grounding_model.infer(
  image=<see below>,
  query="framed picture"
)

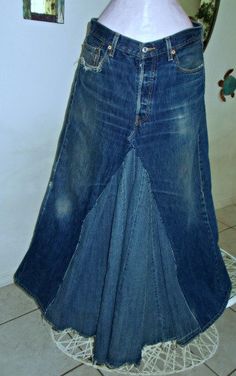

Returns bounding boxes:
[23,0,65,24]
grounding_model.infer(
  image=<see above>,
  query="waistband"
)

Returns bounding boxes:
[86,17,204,60]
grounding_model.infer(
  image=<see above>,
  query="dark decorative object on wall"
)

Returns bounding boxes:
[218,69,236,102]
[23,0,65,24]
[188,0,220,51]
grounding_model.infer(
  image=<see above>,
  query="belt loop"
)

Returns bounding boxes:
[85,20,92,37]
[108,32,120,57]
[165,36,174,61]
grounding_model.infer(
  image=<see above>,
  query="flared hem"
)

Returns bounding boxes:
[13,147,233,369]
[13,273,231,370]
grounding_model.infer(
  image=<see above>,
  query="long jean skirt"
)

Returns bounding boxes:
[14,17,232,369]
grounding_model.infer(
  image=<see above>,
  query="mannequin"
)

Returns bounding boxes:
[97,0,193,42]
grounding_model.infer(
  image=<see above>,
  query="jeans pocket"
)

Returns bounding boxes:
[172,38,204,74]
[79,34,109,72]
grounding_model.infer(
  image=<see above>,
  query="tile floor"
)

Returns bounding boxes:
[0,204,236,376]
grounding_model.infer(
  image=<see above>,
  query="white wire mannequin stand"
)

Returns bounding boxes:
[42,248,236,375]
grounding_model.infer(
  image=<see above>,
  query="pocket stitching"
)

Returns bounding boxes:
[173,41,204,74]
[175,53,204,74]
[80,41,108,72]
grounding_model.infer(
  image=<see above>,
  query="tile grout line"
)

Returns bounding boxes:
[97,369,105,376]
[227,368,236,376]
[218,223,236,231]
[60,362,222,376]
[60,364,83,376]
[0,307,39,326]
[204,362,222,376]
[59,361,108,376]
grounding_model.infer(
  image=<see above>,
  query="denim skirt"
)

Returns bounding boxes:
[14,17,232,368]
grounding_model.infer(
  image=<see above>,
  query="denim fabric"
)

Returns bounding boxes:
[14,17,232,369]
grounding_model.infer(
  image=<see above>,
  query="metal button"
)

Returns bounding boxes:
[142,47,148,53]
[108,45,112,50]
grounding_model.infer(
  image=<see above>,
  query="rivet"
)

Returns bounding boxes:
[142,47,148,53]
[171,48,176,55]
[108,45,112,50]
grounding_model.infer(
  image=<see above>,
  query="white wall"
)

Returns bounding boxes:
[204,0,236,208]
[179,0,201,17]
[0,1,235,287]
[0,1,108,286]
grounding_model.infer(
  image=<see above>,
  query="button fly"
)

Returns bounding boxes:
[142,46,156,53]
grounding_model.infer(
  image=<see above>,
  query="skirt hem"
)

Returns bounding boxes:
[13,274,232,369]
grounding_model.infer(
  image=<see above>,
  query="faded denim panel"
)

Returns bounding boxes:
[44,148,201,366]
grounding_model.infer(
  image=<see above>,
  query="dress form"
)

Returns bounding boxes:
[97,0,193,42]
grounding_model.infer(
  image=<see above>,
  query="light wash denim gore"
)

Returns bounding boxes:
[14,17,232,369]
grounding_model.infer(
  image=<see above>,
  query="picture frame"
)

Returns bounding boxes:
[23,0,65,24]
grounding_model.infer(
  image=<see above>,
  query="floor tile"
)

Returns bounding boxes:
[62,364,102,376]
[100,363,216,376]
[216,205,236,227]
[230,304,236,312]
[219,227,236,257]
[218,221,230,232]
[0,283,37,324]
[205,308,236,376]
[0,310,80,376]
[227,370,236,376]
